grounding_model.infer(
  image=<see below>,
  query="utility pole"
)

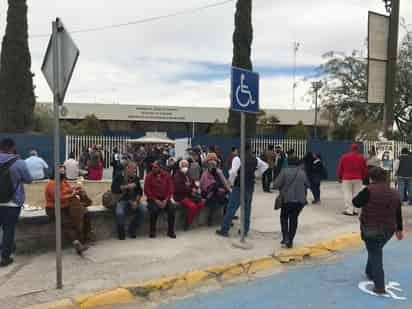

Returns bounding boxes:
[383,0,400,138]
[312,81,322,139]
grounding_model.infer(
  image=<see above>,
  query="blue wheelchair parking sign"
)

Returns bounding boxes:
[231,67,259,113]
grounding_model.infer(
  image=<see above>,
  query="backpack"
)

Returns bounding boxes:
[0,158,18,203]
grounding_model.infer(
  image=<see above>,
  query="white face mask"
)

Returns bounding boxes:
[181,167,189,174]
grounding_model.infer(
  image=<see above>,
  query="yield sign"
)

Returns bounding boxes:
[41,18,79,104]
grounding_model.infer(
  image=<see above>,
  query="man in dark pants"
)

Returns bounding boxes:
[216,143,268,237]
[0,138,33,267]
[111,161,145,240]
[394,148,412,205]
[261,145,275,193]
[353,167,404,294]
[144,162,176,239]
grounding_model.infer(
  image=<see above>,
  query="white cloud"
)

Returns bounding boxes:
[0,0,411,108]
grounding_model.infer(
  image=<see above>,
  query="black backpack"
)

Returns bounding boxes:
[0,158,18,203]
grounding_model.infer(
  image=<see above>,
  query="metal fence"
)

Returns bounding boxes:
[250,137,307,158]
[363,140,412,159]
[65,136,129,168]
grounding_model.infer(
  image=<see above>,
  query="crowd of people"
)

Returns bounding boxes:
[0,137,405,295]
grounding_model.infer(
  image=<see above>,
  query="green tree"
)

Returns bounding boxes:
[257,113,280,135]
[227,0,256,137]
[315,28,412,139]
[208,120,235,137]
[394,29,412,135]
[331,120,359,141]
[32,105,53,133]
[287,121,309,139]
[0,0,36,132]
[61,114,103,136]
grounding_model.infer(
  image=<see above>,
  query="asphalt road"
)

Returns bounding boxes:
[156,237,412,309]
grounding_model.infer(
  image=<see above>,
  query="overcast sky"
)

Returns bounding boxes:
[1,0,411,109]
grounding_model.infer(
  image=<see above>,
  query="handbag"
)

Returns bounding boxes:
[273,170,300,210]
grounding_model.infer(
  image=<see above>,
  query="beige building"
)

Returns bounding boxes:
[39,102,328,135]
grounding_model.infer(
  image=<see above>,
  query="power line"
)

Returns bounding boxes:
[30,0,234,38]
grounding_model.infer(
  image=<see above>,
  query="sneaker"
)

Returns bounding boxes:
[312,200,321,205]
[286,241,293,249]
[216,230,229,238]
[167,232,177,239]
[0,257,14,267]
[342,211,356,216]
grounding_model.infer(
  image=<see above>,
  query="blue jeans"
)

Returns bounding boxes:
[221,186,254,235]
[397,177,412,203]
[0,207,21,259]
[115,200,145,233]
[361,226,393,289]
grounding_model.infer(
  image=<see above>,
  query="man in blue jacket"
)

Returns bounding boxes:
[0,138,32,267]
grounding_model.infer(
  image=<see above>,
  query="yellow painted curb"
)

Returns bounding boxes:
[75,288,134,309]
[30,232,364,309]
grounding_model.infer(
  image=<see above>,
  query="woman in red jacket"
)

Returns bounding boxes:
[173,160,206,230]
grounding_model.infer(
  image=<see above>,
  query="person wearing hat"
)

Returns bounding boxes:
[144,162,176,238]
[337,143,368,216]
[200,159,231,226]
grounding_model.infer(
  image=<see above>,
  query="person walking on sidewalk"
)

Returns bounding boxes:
[0,138,33,267]
[261,145,275,193]
[337,143,368,216]
[352,167,404,295]
[111,161,145,240]
[173,160,206,231]
[144,162,176,239]
[273,156,310,248]
[394,148,412,206]
[216,143,268,238]
[311,153,326,204]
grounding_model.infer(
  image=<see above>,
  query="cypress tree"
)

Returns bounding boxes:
[228,0,256,137]
[0,0,36,132]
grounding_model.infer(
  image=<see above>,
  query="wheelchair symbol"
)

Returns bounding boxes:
[236,73,256,108]
[358,281,407,300]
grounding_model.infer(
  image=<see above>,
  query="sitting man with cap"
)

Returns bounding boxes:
[144,161,176,238]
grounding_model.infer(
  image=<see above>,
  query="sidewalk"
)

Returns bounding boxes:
[0,182,410,308]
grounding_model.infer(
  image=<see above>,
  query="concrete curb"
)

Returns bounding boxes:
[25,232,362,309]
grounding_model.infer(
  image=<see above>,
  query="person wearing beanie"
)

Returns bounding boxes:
[337,143,368,216]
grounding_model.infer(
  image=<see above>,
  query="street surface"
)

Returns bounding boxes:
[152,238,412,309]
[0,182,410,308]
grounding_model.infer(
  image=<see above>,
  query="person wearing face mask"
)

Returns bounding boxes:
[144,162,176,238]
[45,165,92,255]
[200,159,231,226]
[173,160,205,230]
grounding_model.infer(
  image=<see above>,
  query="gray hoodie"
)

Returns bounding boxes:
[0,153,33,207]
[273,165,310,205]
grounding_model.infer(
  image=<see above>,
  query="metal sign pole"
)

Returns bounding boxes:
[240,112,246,243]
[52,19,63,289]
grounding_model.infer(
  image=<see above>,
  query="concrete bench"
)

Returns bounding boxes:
[11,202,223,254]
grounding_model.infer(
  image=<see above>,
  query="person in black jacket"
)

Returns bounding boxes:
[311,153,325,204]
[111,161,145,240]
[353,167,404,295]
